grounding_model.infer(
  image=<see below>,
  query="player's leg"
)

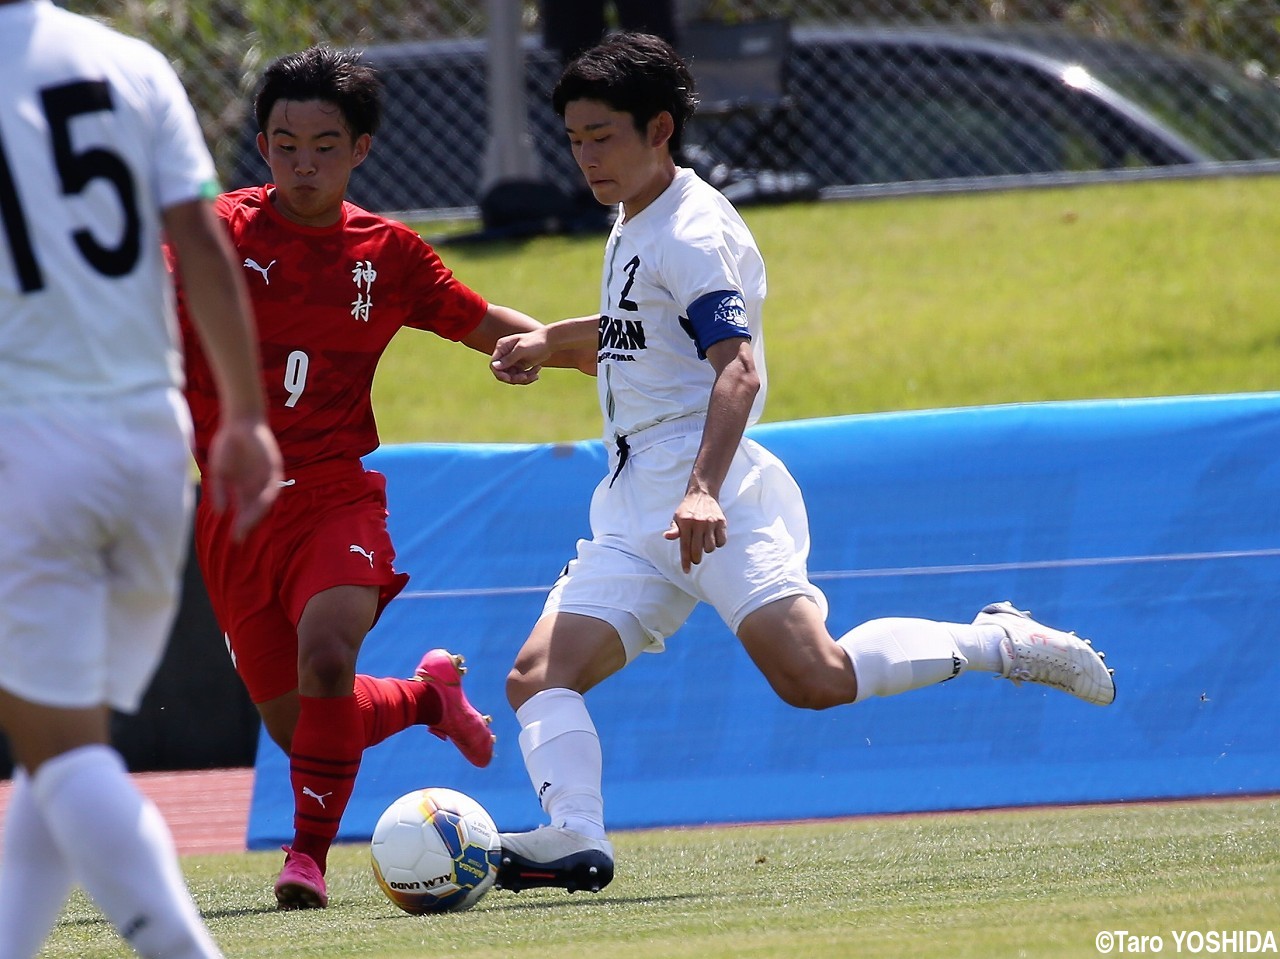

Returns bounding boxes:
[507,609,630,836]
[739,599,1114,706]
[0,604,223,959]
[737,597,1003,705]
[275,591,498,910]
[0,397,224,958]
[273,583,378,909]
[731,580,1113,709]
[192,481,298,759]
[0,768,73,959]
[498,438,722,893]
[496,610,629,893]
[0,701,221,959]
[242,570,490,904]
[255,693,299,754]
[283,471,493,763]
[254,653,494,763]
[735,595,857,707]
[268,640,495,909]
[264,467,474,906]
[354,649,494,766]
[497,519,699,894]
[683,437,865,705]
[257,656,495,765]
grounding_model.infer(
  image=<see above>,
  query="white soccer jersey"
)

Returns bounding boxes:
[0,0,218,404]
[595,167,769,440]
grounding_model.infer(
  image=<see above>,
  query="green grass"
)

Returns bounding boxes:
[372,175,1280,445]
[46,797,1280,958]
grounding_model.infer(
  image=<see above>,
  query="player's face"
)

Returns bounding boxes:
[257,99,370,227]
[564,99,676,219]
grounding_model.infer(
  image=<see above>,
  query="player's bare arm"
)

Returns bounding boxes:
[468,306,597,385]
[491,314,601,384]
[463,305,544,385]
[163,198,282,539]
[665,336,760,573]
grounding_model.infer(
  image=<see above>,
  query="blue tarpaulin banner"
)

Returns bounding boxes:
[247,394,1280,849]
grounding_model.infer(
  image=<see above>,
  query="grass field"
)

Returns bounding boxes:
[46,797,1280,958]
[372,175,1280,444]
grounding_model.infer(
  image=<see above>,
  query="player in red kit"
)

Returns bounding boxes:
[176,46,593,910]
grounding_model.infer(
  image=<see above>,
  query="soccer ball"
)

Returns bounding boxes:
[370,787,501,914]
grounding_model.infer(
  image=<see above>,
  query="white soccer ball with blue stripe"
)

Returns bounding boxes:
[370,787,500,914]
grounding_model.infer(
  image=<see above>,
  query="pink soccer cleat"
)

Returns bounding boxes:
[414,649,495,767]
[274,845,328,910]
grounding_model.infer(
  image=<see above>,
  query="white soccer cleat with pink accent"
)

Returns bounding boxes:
[974,601,1116,706]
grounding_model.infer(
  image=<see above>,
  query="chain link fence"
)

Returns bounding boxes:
[70,1,1280,215]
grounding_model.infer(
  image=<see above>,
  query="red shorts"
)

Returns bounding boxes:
[195,459,409,704]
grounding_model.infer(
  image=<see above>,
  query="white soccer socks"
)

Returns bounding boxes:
[838,617,1005,702]
[0,769,73,959]
[516,688,608,840]
[28,745,223,959]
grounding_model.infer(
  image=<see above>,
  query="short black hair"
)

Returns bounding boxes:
[254,46,382,139]
[552,32,697,151]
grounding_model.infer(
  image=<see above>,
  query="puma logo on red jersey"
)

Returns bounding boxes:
[243,257,276,283]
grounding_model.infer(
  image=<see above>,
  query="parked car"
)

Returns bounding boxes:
[779,24,1280,187]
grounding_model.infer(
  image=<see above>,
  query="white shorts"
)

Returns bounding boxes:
[543,418,827,662]
[0,390,194,712]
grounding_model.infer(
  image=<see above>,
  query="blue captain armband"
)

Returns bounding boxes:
[682,290,751,360]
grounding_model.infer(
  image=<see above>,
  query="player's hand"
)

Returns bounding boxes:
[664,490,728,573]
[204,418,282,541]
[490,332,549,385]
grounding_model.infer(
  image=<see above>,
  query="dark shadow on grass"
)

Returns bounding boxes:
[53,916,111,931]
[58,911,283,930]
[199,905,288,920]
[481,891,705,912]
[357,891,705,921]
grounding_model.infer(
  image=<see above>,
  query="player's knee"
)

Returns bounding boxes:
[772,678,843,710]
[766,664,855,711]
[505,642,557,711]
[505,665,540,711]
[298,638,358,692]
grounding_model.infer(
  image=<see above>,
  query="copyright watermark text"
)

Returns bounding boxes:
[1096,930,1277,954]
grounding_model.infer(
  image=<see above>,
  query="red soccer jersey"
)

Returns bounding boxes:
[179,186,487,473]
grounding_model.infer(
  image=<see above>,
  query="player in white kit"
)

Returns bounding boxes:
[488,32,1115,894]
[0,2,281,957]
